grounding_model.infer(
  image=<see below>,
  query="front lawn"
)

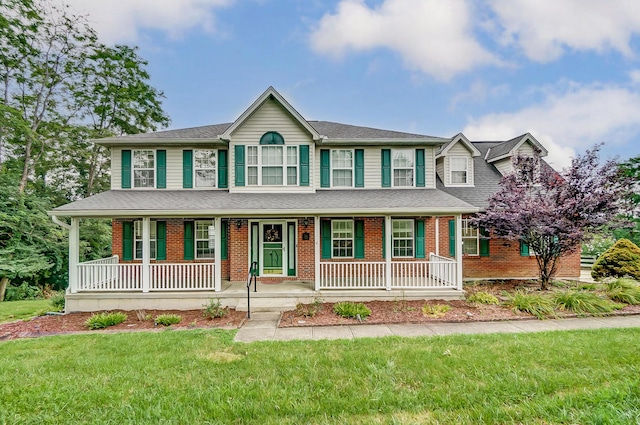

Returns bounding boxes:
[1,328,639,424]
[0,299,50,324]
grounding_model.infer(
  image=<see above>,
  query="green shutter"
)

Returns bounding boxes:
[381,149,391,187]
[416,149,425,187]
[184,221,194,260]
[320,149,330,188]
[299,145,309,186]
[382,219,386,259]
[183,150,193,189]
[122,222,133,261]
[355,149,364,188]
[480,227,490,257]
[520,241,530,256]
[218,150,228,188]
[415,219,425,258]
[121,150,131,189]
[156,221,166,260]
[449,219,456,257]
[221,220,228,260]
[235,145,245,186]
[355,220,365,259]
[321,220,331,259]
[157,150,166,189]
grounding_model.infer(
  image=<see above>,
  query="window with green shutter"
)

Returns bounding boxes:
[183,150,193,188]
[218,150,228,188]
[415,219,425,258]
[355,149,364,188]
[520,241,530,256]
[415,149,425,187]
[122,221,133,260]
[184,221,194,260]
[299,145,309,186]
[321,220,332,259]
[449,219,456,257]
[480,227,490,257]
[121,150,131,189]
[381,149,391,187]
[157,150,166,189]
[156,221,167,260]
[235,145,245,186]
[221,220,228,260]
[354,220,365,259]
[320,149,330,188]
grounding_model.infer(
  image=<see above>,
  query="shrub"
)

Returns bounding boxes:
[422,304,450,317]
[296,298,323,317]
[5,283,42,301]
[85,312,128,330]
[49,292,65,312]
[154,314,182,326]
[606,278,640,305]
[333,302,371,320]
[203,298,227,319]
[466,291,500,305]
[592,238,640,281]
[505,291,555,319]
[554,291,620,316]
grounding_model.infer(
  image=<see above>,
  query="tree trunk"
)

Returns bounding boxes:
[0,276,9,302]
[18,139,32,194]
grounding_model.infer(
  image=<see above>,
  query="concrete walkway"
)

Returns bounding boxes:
[234,313,640,343]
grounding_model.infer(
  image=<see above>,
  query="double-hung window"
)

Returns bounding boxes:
[392,219,414,257]
[195,220,215,259]
[331,149,353,187]
[393,149,414,187]
[450,156,468,185]
[194,150,216,187]
[134,220,157,260]
[133,150,155,188]
[247,146,298,186]
[462,219,479,255]
[332,220,353,258]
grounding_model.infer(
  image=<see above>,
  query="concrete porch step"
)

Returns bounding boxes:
[235,297,298,312]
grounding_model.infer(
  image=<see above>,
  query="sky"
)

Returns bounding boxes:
[59,0,640,170]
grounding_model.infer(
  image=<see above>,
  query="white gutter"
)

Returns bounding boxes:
[51,215,71,230]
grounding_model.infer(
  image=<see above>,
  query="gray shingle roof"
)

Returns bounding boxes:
[309,121,446,140]
[485,135,525,161]
[51,189,477,216]
[117,123,232,140]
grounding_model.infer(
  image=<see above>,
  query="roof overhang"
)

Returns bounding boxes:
[436,133,481,158]
[96,138,227,147]
[317,138,449,146]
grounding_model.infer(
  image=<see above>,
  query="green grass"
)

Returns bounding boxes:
[0,299,50,323]
[1,329,640,424]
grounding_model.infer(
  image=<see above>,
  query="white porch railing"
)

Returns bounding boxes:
[319,262,386,289]
[150,263,215,291]
[76,257,215,292]
[319,255,458,290]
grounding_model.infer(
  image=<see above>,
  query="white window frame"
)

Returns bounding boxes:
[195,220,215,259]
[450,156,469,185]
[246,145,298,186]
[331,220,354,258]
[133,150,155,188]
[462,218,479,256]
[392,149,414,187]
[331,149,354,188]
[134,220,157,260]
[194,149,217,188]
[392,219,414,258]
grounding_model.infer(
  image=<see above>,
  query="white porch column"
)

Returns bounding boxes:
[214,216,222,292]
[385,215,392,290]
[435,217,440,256]
[142,217,150,293]
[455,214,463,290]
[68,217,79,294]
[314,216,320,291]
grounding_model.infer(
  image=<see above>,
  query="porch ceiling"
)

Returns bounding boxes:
[49,189,478,217]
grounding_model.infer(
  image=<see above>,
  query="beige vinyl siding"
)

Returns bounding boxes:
[494,158,513,175]
[425,146,436,188]
[111,147,121,189]
[436,157,444,185]
[516,142,535,156]
[230,98,315,193]
[364,147,380,188]
[166,148,182,189]
[443,141,474,186]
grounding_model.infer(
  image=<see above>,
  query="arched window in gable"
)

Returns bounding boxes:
[259,131,285,145]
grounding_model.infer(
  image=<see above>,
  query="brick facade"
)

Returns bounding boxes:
[112,215,581,282]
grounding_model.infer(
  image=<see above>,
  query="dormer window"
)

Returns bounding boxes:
[450,156,469,185]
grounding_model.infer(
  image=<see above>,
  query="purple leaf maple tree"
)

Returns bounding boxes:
[474,144,631,290]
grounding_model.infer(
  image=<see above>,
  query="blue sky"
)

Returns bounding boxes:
[63,0,640,170]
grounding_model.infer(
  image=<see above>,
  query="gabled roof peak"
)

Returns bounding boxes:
[484,133,548,162]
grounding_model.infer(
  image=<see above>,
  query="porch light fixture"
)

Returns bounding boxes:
[302,218,309,228]
[236,219,242,229]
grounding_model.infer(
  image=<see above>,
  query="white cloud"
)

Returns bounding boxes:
[309,0,500,81]
[490,0,640,62]
[463,84,640,169]
[59,0,233,44]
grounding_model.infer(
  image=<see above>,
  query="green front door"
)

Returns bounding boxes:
[262,224,283,275]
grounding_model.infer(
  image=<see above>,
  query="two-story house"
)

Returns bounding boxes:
[50,87,580,312]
